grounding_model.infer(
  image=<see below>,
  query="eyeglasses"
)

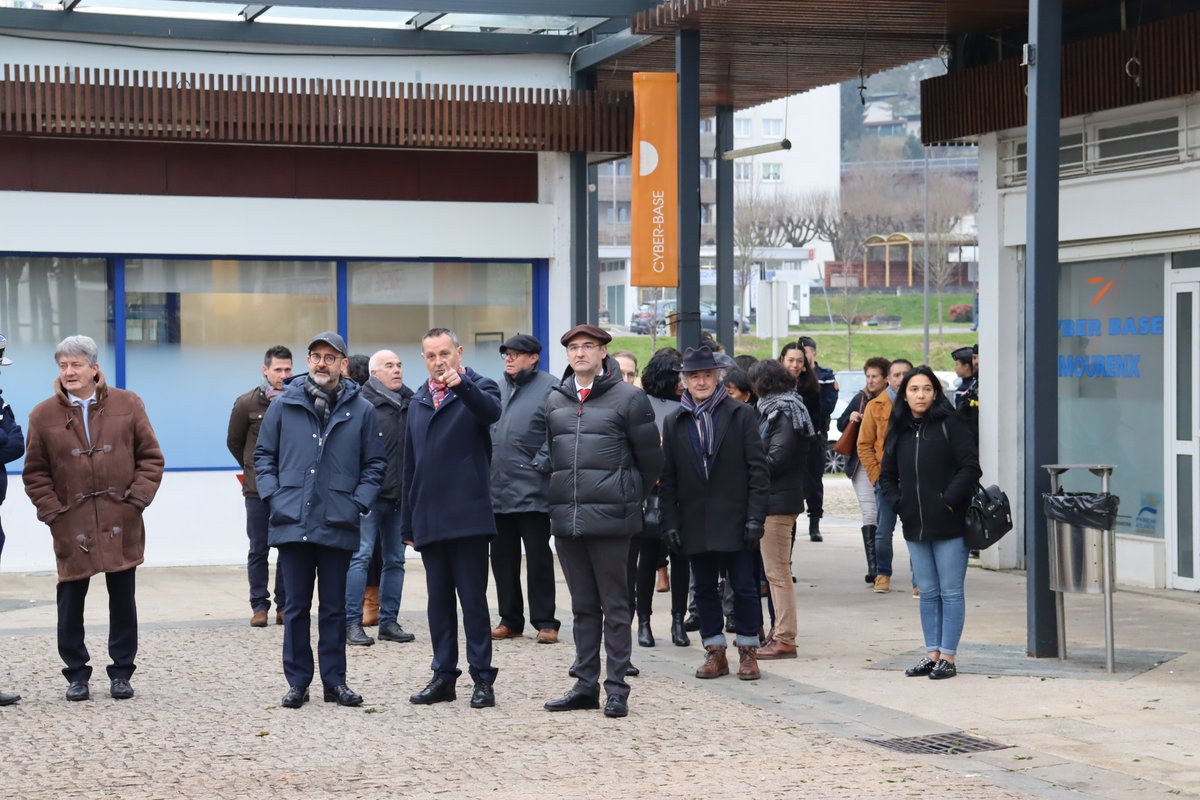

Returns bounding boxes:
[566,342,599,354]
[308,352,342,365]
[501,351,530,360]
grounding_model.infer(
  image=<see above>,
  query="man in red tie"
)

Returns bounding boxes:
[543,324,663,719]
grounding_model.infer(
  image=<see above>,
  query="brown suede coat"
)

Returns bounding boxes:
[23,373,164,582]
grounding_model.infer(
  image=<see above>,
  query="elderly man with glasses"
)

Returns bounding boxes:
[254,331,386,709]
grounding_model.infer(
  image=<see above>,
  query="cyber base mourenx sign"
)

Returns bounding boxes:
[630,72,678,288]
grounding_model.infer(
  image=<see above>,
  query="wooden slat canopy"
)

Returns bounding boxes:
[0,65,633,154]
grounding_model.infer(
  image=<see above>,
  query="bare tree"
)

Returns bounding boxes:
[917,174,975,346]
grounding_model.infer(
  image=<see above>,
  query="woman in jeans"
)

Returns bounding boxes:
[836,357,890,585]
[880,366,980,680]
[747,359,814,660]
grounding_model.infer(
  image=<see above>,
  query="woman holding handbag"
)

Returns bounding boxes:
[879,366,981,680]
[836,357,890,585]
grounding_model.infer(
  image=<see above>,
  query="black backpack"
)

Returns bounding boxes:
[964,483,1013,550]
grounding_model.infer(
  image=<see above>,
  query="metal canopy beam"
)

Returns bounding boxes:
[63,0,84,10]
[159,0,661,16]
[409,12,445,30]
[241,5,271,22]
[571,28,657,72]
[0,7,580,54]
[675,28,701,350]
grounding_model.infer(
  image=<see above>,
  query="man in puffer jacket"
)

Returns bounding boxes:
[542,324,662,720]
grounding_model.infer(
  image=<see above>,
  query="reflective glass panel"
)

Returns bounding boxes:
[1179,291,1193,442]
[1178,455,1194,580]
[124,259,336,469]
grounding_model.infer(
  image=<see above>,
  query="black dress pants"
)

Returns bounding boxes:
[557,535,632,701]
[244,497,285,613]
[278,542,352,690]
[802,436,826,519]
[423,535,496,685]
[631,539,689,620]
[57,567,138,684]
[491,512,559,633]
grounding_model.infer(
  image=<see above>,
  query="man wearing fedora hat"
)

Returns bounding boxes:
[544,324,662,719]
[254,331,386,709]
[659,345,770,681]
[489,333,561,645]
[0,334,22,706]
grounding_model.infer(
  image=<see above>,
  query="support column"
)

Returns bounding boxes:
[1025,0,1062,657]
[570,70,596,326]
[675,28,701,350]
[587,163,600,326]
[715,104,734,350]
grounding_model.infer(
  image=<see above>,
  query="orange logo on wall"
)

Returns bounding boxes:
[630,72,678,288]
[1088,275,1115,306]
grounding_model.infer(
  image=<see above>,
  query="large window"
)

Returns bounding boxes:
[1057,255,1164,536]
[0,256,112,470]
[348,261,534,386]
[124,259,337,470]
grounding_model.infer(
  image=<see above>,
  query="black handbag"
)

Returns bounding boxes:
[964,483,1013,550]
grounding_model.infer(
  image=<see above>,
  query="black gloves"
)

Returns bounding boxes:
[743,520,764,546]
[664,528,682,553]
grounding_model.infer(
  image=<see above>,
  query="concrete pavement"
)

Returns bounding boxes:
[0,479,1196,799]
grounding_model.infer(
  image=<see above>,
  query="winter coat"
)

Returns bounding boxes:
[23,373,164,582]
[401,368,502,549]
[226,385,271,498]
[857,390,893,485]
[758,402,807,517]
[545,358,663,538]
[815,362,838,428]
[490,368,556,514]
[360,380,413,504]
[879,401,981,542]
[836,389,873,477]
[660,396,769,555]
[253,377,386,552]
[0,389,24,505]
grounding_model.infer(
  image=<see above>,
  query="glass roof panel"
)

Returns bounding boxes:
[430,13,589,33]
[73,0,245,21]
[0,1,57,8]
[257,6,414,29]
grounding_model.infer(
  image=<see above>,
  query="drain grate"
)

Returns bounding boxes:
[866,731,1010,756]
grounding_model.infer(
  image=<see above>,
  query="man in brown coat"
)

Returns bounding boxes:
[23,335,164,702]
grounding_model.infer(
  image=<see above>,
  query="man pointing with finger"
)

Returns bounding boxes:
[403,328,502,710]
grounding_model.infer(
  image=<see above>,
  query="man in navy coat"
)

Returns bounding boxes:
[402,327,502,710]
[255,332,386,709]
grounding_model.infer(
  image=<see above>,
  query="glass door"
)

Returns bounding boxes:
[1167,276,1200,589]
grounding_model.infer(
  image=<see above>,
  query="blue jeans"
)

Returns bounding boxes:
[874,484,898,577]
[344,500,406,625]
[906,537,969,656]
[689,549,762,649]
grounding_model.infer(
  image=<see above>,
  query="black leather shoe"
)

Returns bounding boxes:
[904,657,937,677]
[110,678,134,700]
[637,620,655,648]
[568,664,578,678]
[281,685,309,708]
[670,613,690,647]
[603,695,629,718]
[409,676,456,705]
[0,691,20,706]
[929,659,958,680]
[469,682,495,709]
[346,623,375,647]
[683,613,700,632]
[323,684,363,706]
[377,620,416,643]
[544,688,599,712]
[65,681,90,702]
[625,664,640,677]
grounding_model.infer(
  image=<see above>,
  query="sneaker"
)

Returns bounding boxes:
[378,620,416,643]
[873,575,890,593]
[929,659,957,680]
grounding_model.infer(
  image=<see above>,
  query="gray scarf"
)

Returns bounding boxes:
[756,390,815,439]
[304,375,342,428]
[368,376,406,410]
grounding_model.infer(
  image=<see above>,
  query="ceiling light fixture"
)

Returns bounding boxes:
[720,139,791,160]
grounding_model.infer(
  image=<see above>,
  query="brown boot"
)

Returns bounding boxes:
[756,639,797,660]
[362,586,380,627]
[737,646,761,680]
[656,566,670,593]
[250,610,268,628]
[695,645,729,679]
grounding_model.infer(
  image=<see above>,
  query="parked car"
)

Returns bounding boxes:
[825,370,866,474]
[629,299,749,336]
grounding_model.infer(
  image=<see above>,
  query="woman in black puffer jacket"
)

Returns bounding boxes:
[880,366,980,681]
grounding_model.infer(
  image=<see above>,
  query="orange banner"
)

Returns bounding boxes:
[630,72,678,288]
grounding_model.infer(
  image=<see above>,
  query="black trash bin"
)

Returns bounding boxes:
[1042,491,1120,594]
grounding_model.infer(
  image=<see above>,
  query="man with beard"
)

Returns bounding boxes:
[254,332,385,709]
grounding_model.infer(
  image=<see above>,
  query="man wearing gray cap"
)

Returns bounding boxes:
[254,331,386,709]
[489,333,561,645]
[0,335,23,706]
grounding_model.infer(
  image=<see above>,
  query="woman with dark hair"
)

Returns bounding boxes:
[747,359,813,659]
[722,367,754,405]
[779,342,823,542]
[880,366,981,680]
[837,356,891,585]
[630,349,691,647]
[733,354,758,373]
